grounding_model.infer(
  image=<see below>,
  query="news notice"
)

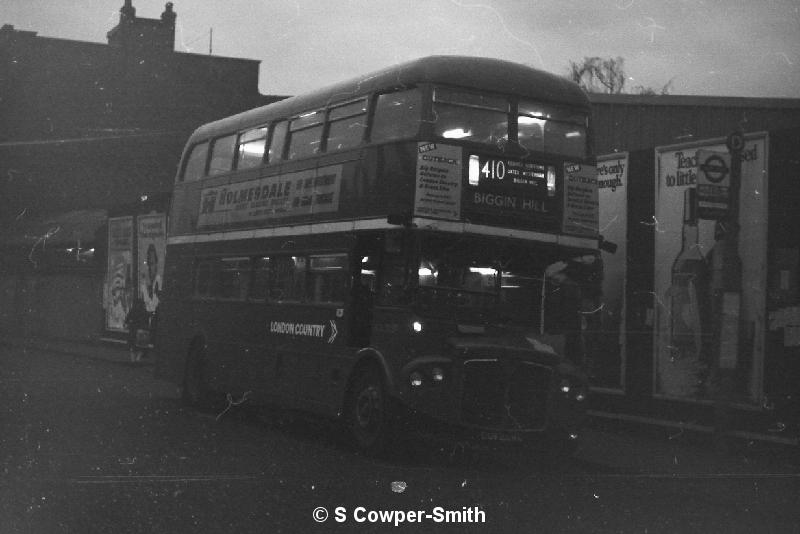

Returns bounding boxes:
[414,143,462,220]
[562,162,598,236]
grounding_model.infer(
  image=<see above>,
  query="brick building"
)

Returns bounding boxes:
[0,2,281,341]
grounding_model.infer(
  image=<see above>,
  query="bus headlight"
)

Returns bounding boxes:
[403,359,451,390]
[410,371,424,387]
[560,379,571,394]
[431,367,444,382]
[560,378,587,401]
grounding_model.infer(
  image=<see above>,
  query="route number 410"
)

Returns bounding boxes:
[481,159,506,180]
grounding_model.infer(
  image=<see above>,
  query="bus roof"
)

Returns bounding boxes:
[188,55,589,143]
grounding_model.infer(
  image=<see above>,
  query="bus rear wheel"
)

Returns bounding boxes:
[181,341,212,409]
[347,365,392,454]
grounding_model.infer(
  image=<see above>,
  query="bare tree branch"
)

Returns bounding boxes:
[568,56,670,95]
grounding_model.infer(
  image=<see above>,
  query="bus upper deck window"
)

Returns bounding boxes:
[432,87,508,146]
[518,101,588,158]
[237,127,268,169]
[326,99,367,152]
[371,88,422,142]
[208,134,237,176]
[182,141,209,181]
[288,111,324,160]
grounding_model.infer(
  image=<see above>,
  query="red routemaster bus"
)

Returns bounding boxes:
[155,56,601,453]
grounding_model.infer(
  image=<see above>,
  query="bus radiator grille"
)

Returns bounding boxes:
[461,359,551,430]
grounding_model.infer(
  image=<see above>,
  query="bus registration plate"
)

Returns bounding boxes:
[480,431,522,443]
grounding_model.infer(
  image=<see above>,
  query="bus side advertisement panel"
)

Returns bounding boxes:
[196,165,343,229]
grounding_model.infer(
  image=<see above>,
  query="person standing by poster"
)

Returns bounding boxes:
[140,244,162,344]
[125,297,149,362]
[141,244,161,311]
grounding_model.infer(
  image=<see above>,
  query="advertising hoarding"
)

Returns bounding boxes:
[653,134,767,403]
[595,153,628,391]
[137,214,166,314]
[105,216,134,332]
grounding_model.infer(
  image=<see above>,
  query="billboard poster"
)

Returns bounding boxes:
[594,153,628,391]
[105,216,133,332]
[197,165,342,228]
[654,134,767,403]
[414,143,462,220]
[137,214,166,314]
[563,162,599,236]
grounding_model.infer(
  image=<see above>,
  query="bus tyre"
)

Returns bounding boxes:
[181,342,212,410]
[347,365,392,455]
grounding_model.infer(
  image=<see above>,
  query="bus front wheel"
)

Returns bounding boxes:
[346,365,392,454]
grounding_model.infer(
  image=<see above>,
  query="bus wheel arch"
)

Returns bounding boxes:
[343,352,395,454]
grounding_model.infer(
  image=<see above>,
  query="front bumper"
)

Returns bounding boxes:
[394,356,588,448]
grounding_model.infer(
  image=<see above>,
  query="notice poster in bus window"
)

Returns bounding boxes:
[105,216,133,332]
[653,134,767,403]
[137,213,166,314]
[414,143,462,220]
[563,162,599,236]
[197,165,342,228]
[595,153,628,391]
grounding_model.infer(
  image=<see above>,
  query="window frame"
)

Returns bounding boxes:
[431,86,511,146]
[189,252,352,305]
[369,86,423,143]
[235,126,269,170]
[287,110,325,161]
[207,133,238,176]
[218,256,252,301]
[269,254,308,303]
[268,120,289,163]
[180,141,210,182]
[323,98,368,153]
[429,84,590,158]
[306,253,349,305]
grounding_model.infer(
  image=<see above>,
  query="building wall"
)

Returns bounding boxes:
[0,17,265,144]
[0,5,274,226]
[0,3,278,343]
[590,94,800,154]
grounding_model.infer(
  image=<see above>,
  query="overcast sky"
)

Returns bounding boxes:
[5,0,800,98]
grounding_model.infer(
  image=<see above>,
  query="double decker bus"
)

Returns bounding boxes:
[155,56,601,453]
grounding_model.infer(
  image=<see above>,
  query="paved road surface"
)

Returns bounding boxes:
[2,344,799,533]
